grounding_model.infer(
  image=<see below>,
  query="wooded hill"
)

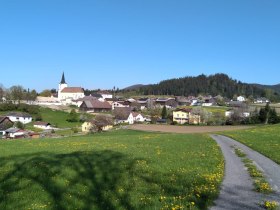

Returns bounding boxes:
[122,73,280,101]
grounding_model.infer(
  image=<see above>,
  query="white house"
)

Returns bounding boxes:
[132,112,145,122]
[6,112,32,124]
[114,107,134,124]
[5,128,27,138]
[97,91,113,99]
[112,101,130,110]
[115,112,134,124]
[34,122,52,130]
[237,96,246,102]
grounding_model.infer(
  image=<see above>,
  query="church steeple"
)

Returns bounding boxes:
[60,72,66,84]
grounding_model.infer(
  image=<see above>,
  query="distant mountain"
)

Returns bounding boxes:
[121,73,280,101]
[123,84,147,91]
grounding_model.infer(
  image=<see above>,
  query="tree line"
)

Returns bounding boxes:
[0,85,37,102]
[126,73,280,101]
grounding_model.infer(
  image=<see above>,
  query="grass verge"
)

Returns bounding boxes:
[222,124,280,164]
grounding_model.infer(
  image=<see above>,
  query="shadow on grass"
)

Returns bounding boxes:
[0,150,217,210]
[0,151,141,210]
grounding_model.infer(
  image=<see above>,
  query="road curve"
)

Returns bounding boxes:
[210,135,280,210]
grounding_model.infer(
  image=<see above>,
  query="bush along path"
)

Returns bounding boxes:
[210,135,280,210]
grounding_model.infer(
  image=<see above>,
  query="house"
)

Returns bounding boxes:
[237,96,246,102]
[33,121,52,130]
[132,112,145,122]
[114,107,134,124]
[112,101,130,110]
[79,99,112,113]
[72,95,98,107]
[173,108,201,125]
[0,116,14,136]
[155,98,178,108]
[202,98,216,107]
[5,127,27,139]
[82,121,113,133]
[97,91,113,99]
[58,72,85,102]
[176,96,191,106]
[137,98,154,110]
[225,109,250,118]
[6,112,32,124]
[254,97,270,104]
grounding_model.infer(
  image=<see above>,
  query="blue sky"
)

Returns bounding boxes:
[0,0,279,92]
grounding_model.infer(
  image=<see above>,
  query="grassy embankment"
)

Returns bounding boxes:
[0,130,223,210]
[222,124,280,164]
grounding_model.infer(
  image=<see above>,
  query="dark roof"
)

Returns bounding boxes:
[61,87,84,93]
[0,116,13,130]
[114,107,132,120]
[175,108,192,113]
[60,72,66,84]
[91,93,102,98]
[5,128,24,133]
[83,99,112,109]
[6,112,32,118]
[0,116,10,123]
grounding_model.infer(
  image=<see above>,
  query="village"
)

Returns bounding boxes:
[0,72,277,140]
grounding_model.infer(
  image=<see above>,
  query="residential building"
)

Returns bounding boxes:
[6,112,32,124]
[34,122,52,130]
[97,91,113,99]
[132,112,145,122]
[114,107,134,124]
[5,128,27,139]
[82,121,113,133]
[237,96,246,102]
[173,108,201,125]
[79,99,112,113]
[0,116,13,136]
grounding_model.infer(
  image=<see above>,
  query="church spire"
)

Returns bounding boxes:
[60,72,66,84]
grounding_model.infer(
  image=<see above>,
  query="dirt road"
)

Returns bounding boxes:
[129,124,253,134]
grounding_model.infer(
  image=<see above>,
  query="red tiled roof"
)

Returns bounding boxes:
[61,87,84,93]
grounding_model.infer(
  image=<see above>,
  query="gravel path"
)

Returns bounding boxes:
[210,135,280,210]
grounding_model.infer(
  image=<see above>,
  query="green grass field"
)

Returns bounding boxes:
[40,108,82,128]
[0,130,223,210]
[222,124,280,164]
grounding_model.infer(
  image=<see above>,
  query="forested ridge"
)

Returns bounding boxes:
[124,73,280,101]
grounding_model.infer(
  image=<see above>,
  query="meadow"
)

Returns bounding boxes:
[222,124,280,164]
[0,130,223,210]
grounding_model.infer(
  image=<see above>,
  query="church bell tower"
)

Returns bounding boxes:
[58,72,68,100]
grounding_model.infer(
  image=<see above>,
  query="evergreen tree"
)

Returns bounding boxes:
[161,106,167,119]
[268,108,280,124]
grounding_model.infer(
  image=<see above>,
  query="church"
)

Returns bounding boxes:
[58,72,85,102]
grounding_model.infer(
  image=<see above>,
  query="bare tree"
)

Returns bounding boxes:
[9,85,24,103]
[92,115,113,132]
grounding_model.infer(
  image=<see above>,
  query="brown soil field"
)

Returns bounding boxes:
[129,124,254,134]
